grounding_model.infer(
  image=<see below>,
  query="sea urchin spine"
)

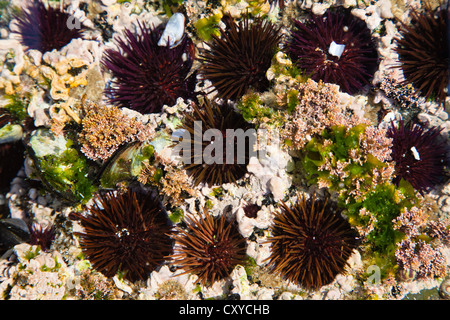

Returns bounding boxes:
[395,2,449,106]
[387,120,448,194]
[175,98,255,187]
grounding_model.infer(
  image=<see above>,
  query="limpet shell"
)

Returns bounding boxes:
[439,278,450,300]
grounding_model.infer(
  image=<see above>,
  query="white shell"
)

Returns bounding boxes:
[328,41,346,59]
[411,146,420,161]
[158,13,186,48]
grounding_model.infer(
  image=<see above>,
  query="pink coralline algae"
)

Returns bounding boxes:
[78,101,154,161]
[284,79,365,150]
[394,206,449,279]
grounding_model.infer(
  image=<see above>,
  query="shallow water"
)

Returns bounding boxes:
[0,0,449,301]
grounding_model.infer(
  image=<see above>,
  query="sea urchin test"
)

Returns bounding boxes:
[158,12,186,48]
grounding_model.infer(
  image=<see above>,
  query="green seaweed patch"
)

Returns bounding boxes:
[243,256,258,277]
[23,246,41,261]
[169,208,184,224]
[210,186,224,199]
[195,12,222,41]
[302,124,382,197]
[29,129,97,204]
[205,199,214,210]
[162,0,183,17]
[39,145,96,204]
[286,90,299,113]
[3,94,28,122]
[344,183,419,279]
[40,256,62,272]
[268,52,309,84]
[0,0,9,9]
[299,124,423,280]
[237,92,283,126]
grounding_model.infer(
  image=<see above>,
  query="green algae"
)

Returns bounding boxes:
[301,124,381,196]
[169,207,184,224]
[195,12,222,41]
[29,129,96,204]
[299,124,423,280]
[38,146,96,204]
[3,95,28,122]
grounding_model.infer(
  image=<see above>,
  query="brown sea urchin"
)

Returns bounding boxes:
[14,0,84,53]
[199,15,282,101]
[266,194,359,291]
[72,190,173,282]
[171,210,247,286]
[285,8,378,95]
[175,98,255,186]
[395,2,448,106]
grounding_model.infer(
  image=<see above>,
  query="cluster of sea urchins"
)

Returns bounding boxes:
[16,0,450,293]
[266,194,359,291]
[176,98,255,187]
[285,8,378,95]
[395,2,449,106]
[14,0,85,53]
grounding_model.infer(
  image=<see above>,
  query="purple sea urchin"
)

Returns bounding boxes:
[387,120,448,194]
[176,98,254,186]
[171,210,247,286]
[395,2,448,106]
[72,190,173,282]
[102,21,196,114]
[29,223,56,251]
[199,15,282,101]
[14,0,84,53]
[266,194,359,291]
[285,8,378,95]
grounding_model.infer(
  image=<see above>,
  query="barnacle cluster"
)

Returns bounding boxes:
[0,0,450,301]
